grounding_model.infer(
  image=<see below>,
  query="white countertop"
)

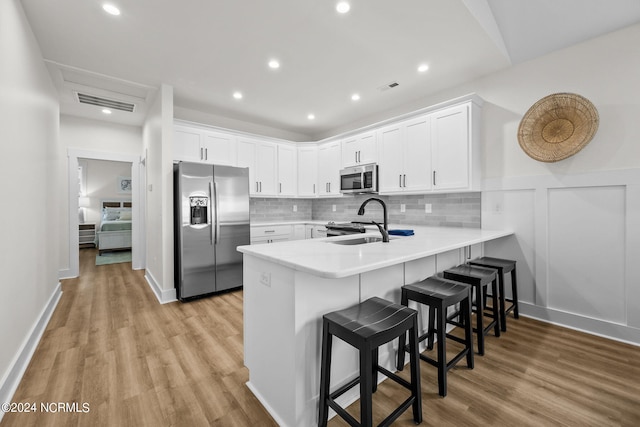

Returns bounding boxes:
[237,226,513,279]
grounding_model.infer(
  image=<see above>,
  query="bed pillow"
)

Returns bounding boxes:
[119,210,132,220]
[102,208,120,221]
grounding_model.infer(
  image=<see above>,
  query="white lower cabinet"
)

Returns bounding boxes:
[250,225,292,244]
[307,225,327,239]
[291,224,306,240]
[251,223,328,244]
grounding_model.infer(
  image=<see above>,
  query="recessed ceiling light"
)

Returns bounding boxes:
[351,94,360,101]
[268,59,280,69]
[418,64,429,73]
[336,2,350,14]
[307,114,315,120]
[102,4,121,16]
[233,92,243,100]
[102,108,112,115]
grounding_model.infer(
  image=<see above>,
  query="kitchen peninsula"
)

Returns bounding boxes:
[237,226,513,426]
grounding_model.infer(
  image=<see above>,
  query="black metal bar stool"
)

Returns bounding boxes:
[318,296,422,427]
[396,276,474,397]
[442,265,500,355]
[468,257,519,332]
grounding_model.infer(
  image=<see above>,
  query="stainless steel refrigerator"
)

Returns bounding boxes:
[174,161,250,301]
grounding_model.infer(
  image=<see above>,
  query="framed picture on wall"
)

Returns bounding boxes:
[117,176,132,193]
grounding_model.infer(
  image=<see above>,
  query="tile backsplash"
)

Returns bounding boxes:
[250,198,313,221]
[251,193,480,228]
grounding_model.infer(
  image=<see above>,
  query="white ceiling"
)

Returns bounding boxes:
[20,0,640,140]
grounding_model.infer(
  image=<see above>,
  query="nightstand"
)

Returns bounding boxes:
[79,223,96,248]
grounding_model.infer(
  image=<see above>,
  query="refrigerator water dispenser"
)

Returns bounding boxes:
[189,196,209,225]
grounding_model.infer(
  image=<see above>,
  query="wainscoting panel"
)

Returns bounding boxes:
[547,186,626,324]
[482,169,640,345]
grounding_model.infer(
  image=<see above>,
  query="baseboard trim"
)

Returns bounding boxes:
[245,381,289,427]
[520,302,640,347]
[58,268,74,280]
[0,282,62,422]
[145,270,177,304]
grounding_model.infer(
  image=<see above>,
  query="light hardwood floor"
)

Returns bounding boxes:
[2,248,640,426]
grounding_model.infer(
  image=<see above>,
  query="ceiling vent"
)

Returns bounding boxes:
[76,92,136,112]
[378,81,400,92]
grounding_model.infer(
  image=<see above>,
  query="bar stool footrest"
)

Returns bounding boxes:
[327,365,418,426]
[329,376,361,401]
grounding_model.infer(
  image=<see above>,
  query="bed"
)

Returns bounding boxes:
[97,200,132,255]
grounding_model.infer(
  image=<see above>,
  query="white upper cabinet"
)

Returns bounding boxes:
[317,141,342,196]
[378,115,432,193]
[378,125,404,193]
[174,95,481,198]
[377,99,481,194]
[403,115,433,192]
[237,137,277,196]
[297,146,318,197]
[174,125,202,163]
[201,130,237,166]
[431,103,474,191]
[341,131,376,167]
[173,123,237,165]
[277,144,297,197]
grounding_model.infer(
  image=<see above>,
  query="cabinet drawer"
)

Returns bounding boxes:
[251,225,292,238]
[250,235,290,245]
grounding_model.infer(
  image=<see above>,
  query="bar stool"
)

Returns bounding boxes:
[468,257,519,332]
[396,276,474,397]
[318,296,422,427]
[443,265,501,355]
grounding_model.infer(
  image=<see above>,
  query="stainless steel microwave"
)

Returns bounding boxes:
[339,163,378,194]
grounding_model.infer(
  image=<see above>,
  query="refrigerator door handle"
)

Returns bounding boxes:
[209,181,214,245]
[214,181,221,244]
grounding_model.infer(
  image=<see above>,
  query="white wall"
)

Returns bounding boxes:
[174,105,310,142]
[58,115,142,274]
[0,0,60,413]
[143,84,176,303]
[470,25,640,343]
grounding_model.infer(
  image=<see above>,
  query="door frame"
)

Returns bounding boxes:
[66,148,145,278]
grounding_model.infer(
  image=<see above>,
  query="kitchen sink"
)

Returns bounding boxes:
[327,236,396,245]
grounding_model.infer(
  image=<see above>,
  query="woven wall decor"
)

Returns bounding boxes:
[517,93,599,162]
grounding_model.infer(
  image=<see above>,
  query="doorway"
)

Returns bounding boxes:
[66,148,145,278]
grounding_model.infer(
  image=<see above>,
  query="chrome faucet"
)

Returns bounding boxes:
[357,198,389,242]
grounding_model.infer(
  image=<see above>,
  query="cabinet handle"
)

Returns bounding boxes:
[256,182,259,192]
[205,148,208,161]
[313,184,316,194]
[433,171,436,186]
[265,230,275,233]
[260,182,262,192]
[279,183,282,193]
[403,174,406,187]
[355,152,358,163]
[200,147,204,160]
[328,182,331,192]
[399,174,402,187]
[358,151,361,163]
